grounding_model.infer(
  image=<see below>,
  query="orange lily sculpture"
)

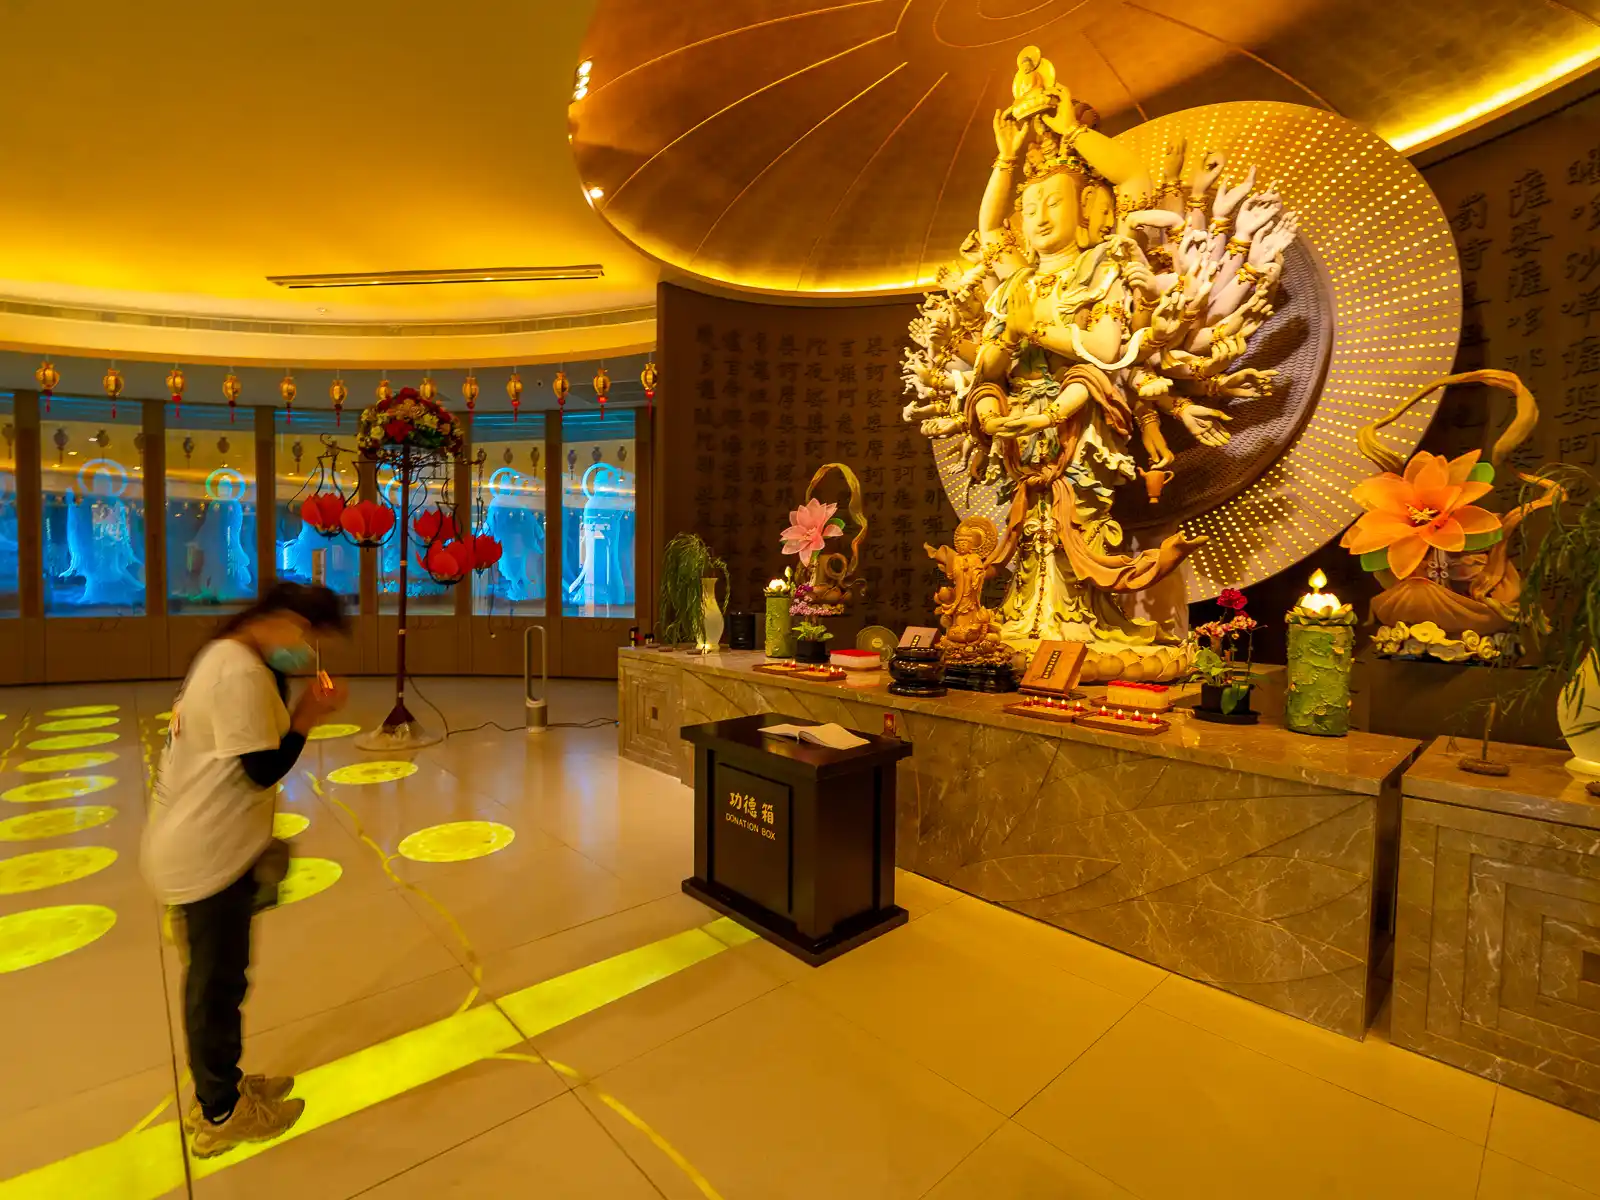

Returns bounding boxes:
[1340,450,1502,580]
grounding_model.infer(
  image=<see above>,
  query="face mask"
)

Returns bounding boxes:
[265,644,314,673]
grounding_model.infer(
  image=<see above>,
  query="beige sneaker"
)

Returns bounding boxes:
[186,1092,305,1159]
[241,1074,294,1103]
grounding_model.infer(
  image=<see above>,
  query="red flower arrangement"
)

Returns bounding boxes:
[1218,587,1248,612]
[300,492,347,537]
[412,508,458,546]
[339,499,397,547]
[357,387,464,458]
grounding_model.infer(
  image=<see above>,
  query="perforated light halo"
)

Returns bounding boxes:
[36,717,120,733]
[0,807,117,842]
[273,812,310,839]
[2,776,117,804]
[398,821,516,863]
[18,752,118,774]
[277,857,342,904]
[27,732,119,751]
[307,723,361,742]
[0,905,117,973]
[935,101,1461,601]
[326,761,418,785]
[45,705,120,717]
[0,846,118,894]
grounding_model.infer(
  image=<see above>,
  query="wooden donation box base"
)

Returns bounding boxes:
[682,714,912,965]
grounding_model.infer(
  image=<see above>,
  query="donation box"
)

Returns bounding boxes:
[682,713,913,964]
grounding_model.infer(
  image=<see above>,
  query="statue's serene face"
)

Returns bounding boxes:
[954,527,979,554]
[1021,173,1079,257]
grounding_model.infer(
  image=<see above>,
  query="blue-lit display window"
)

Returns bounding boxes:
[0,395,17,618]
[470,413,547,617]
[274,412,360,603]
[378,459,455,617]
[561,410,636,619]
[167,406,257,613]
[41,397,147,617]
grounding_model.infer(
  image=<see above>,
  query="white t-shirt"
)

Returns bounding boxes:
[142,639,290,905]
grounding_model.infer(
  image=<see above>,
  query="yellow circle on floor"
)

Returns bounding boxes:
[273,812,310,839]
[45,705,120,717]
[277,857,342,904]
[326,761,418,785]
[27,732,119,751]
[0,807,117,842]
[308,723,362,741]
[18,753,118,774]
[0,905,118,973]
[2,776,117,805]
[0,847,118,895]
[35,717,120,733]
[398,821,516,863]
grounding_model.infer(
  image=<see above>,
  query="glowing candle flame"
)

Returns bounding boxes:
[1297,568,1342,616]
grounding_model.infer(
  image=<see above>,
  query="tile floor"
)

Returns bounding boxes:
[0,674,1596,1198]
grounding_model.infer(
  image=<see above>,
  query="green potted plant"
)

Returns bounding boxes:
[1192,588,1260,723]
[1513,466,1600,771]
[793,620,833,665]
[658,533,727,650]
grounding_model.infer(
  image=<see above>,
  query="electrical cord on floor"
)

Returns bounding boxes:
[404,674,617,738]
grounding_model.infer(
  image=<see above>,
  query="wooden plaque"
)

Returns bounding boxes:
[1020,641,1087,697]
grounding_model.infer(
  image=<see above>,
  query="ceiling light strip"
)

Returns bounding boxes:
[267,266,606,289]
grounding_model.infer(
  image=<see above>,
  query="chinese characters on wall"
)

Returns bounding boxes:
[1423,92,1600,508]
[661,285,947,632]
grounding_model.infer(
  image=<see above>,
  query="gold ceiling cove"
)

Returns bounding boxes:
[572,0,1598,296]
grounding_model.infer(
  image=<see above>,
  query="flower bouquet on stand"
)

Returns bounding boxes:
[1192,588,1261,724]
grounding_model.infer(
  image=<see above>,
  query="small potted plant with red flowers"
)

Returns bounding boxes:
[1192,587,1261,724]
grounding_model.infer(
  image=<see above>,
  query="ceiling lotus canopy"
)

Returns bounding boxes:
[571,0,1600,295]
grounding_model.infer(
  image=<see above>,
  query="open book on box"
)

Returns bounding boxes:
[758,722,869,750]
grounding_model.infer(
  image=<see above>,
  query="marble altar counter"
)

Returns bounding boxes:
[1393,740,1600,1118]
[620,648,1423,1037]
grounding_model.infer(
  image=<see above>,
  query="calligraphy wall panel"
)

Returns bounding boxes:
[655,282,943,638]
[1421,88,1600,500]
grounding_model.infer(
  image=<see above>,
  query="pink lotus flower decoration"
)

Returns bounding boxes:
[780,499,843,566]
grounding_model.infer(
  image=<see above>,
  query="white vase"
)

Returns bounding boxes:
[1559,651,1600,776]
[698,577,724,653]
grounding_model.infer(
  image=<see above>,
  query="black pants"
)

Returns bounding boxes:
[182,870,255,1122]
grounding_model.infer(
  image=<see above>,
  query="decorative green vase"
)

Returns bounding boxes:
[1286,615,1355,737]
[765,596,795,658]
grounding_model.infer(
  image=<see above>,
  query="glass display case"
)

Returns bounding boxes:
[0,394,18,618]
[40,397,147,617]
[166,405,257,613]
[561,410,636,619]
[470,412,547,617]
[274,411,360,603]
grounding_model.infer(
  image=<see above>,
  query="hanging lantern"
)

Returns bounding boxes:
[419,374,437,402]
[330,376,348,426]
[593,365,611,418]
[35,360,59,415]
[552,369,570,412]
[462,370,479,413]
[222,372,242,423]
[339,499,397,547]
[417,538,476,585]
[300,492,347,537]
[376,376,393,407]
[507,370,524,422]
[412,508,458,546]
[166,366,186,419]
[470,533,504,572]
[102,365,123,419]
[640,361,659,417]
[280,371,297,424]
